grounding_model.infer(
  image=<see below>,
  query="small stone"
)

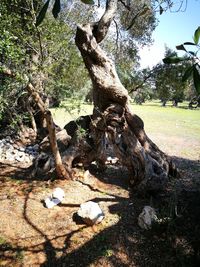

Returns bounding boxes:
[52,188,65,202]
[4,143,13,150]
[5,151,15,161]
[77,201,104,226]
[44,197,61,209]
[138,206,157,230]
[6,154,15,161]
[44,188,65,209]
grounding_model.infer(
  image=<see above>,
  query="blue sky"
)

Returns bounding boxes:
[139,0,200,68]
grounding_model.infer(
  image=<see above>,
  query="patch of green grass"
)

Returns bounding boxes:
[50,101,200,159]
[50,103,92,128]
[102,248,114,257]
[0,236,7,245]
[135,104,199,135]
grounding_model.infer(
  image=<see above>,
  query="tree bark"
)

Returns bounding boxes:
[26,83,69,179]
[70,0,178,192]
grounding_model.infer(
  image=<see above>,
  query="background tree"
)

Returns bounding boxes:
[163,26,200,96]
[153,47,189,106]
[0,0,90,132]
[0,0,37,131]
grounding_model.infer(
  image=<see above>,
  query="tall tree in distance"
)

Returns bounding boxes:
[153,47,189,106]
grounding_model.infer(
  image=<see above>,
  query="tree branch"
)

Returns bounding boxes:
[26,83,69,179]
[93,0,118,43]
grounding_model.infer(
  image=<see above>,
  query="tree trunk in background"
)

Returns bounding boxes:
[26,83,69,179]
[71,0,178,192]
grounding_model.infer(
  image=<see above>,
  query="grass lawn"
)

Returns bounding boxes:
[51,101,200,160]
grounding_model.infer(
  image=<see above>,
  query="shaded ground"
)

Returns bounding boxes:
[0,152,200,266]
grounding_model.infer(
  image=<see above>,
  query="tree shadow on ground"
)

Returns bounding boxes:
[40,191,200,267]
[39,157,200,267]
[0,157,200,266]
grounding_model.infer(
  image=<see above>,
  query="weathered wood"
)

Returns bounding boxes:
[73,0,178,192]
[26,83,69,179]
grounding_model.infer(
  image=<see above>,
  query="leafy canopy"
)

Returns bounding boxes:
[163,26,200,94]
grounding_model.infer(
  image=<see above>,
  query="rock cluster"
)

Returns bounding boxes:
[0,136,39,164]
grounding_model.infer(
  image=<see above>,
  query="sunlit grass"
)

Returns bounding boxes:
[50,102,92,128]
[50,101,200,160]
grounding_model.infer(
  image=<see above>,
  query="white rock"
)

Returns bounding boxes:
[77,201,104,226]
[44,188,65,208]
[44,197,61,209]
[138,206,157,230]
[52,187,65,202]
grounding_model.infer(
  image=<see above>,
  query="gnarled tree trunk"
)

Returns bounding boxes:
[62,0,178,192]
[34,0,177,191]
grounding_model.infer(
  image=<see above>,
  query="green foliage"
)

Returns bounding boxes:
[36,0,50,26]
[41,14,90,102]
[52,0,61,18]
[193,26,200,45]
[0,0,38,130]
[119,0,157,45]
[0,0,91,130]
[163,56,187,64]
[36,0,94,27]
[153,48,190,104]
[193,65,200,94]
[182,66,193,82]
[163,26,200,95]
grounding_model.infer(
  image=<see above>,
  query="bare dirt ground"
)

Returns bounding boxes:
[0,137,200,267]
